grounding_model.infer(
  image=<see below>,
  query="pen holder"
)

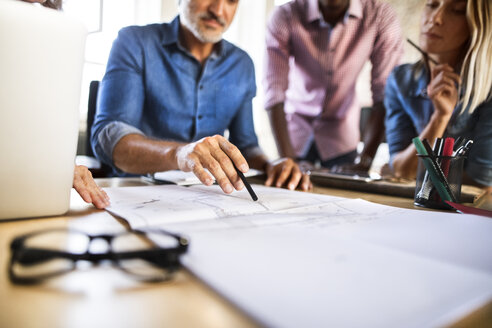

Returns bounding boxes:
[414,155,466,210]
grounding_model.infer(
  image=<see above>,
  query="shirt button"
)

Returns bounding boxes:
[199,85,204,90]
[198,115,203,120]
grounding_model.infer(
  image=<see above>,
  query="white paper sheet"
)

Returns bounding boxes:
[152,168,263,185]
[104,184,346,228]
[183,228,492,328]
[104,184,492,327]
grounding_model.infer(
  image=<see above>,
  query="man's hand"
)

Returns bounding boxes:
[264,158,312,191]
[175,135,248,194]
[73,165,110,209]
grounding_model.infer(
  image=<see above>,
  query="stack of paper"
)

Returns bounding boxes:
[104,184,492,327]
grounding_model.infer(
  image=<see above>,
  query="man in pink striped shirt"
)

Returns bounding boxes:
[264,0,403,172]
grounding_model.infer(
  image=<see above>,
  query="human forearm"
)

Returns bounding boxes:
[115,134,253,195]
[113,134,182,174]
[267,103,296,158]
[246,153,269,172]
[358,102,386,168]
[331,103,386,173]
[392,64,458,179]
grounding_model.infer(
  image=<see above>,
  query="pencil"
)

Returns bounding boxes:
[406,38,438,65]
[233,163,258,201]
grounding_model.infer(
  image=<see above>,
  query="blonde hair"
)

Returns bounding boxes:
[460,0,492,113]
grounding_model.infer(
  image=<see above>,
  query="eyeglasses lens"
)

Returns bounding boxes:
[112,232,181,281]
[12,231,89,279]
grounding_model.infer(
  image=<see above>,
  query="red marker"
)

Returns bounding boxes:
[441,137,455,177]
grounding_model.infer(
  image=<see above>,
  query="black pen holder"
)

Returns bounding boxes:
[414,155,466,210]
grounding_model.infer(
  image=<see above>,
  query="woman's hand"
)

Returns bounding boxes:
[427,64,461,118]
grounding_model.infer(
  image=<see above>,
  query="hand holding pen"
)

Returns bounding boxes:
[175,135,252,195]
[427,64,461,116]
[406,38,460,116]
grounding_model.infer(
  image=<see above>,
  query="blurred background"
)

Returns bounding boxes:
[66,0,424,163]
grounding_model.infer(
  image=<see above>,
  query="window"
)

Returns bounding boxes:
[63,0,163,154]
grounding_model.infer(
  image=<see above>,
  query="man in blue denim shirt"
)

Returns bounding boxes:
[92,0,312,194]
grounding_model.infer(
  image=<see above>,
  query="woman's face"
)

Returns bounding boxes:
[420,0,470,56]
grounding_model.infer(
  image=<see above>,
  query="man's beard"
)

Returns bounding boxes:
[181,5,228,43]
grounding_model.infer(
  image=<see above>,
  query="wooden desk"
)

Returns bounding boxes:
[0,178,490,327]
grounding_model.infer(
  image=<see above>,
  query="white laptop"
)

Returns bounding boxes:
[0,0,87,220]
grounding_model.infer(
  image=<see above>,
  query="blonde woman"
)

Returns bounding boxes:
[20,0,110,208]
[384,0,492,191]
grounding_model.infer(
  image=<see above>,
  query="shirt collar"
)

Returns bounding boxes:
[161,16,225,59]
[349,0,363,19]
[306,0,362,25]
[161,16,180,46]
[408,61,430,98]
[408,64,467,106]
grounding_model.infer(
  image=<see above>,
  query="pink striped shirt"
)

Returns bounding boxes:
[264,0,403,160]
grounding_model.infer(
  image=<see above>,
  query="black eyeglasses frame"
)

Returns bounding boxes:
[9,228,189,285]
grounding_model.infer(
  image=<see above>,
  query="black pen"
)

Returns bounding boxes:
[233,163,258,201]
[407,38,438,65]
[453,136,464,151]
[422,139,456,202]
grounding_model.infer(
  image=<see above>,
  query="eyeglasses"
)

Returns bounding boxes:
[9,228,189,284]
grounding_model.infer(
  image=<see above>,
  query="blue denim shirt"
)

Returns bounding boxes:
[385,62,492,186]
[91,17,262,175]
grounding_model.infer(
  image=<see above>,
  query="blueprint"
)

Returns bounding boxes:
[105,184,353,228]
[103,184,492,327]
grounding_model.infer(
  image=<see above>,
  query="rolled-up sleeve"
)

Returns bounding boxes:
[384,70,418,165]
[91,26,146,166]
[465,103,492,186]
[95,121,144,166]
[263,6,291,109]
[370,3,403,104]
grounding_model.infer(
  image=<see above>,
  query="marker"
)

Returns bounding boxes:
[413,137,455,202]
[441,137,454,177]
[417,138,445,200]
[233,163,258,201]
[453,136,464,151]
